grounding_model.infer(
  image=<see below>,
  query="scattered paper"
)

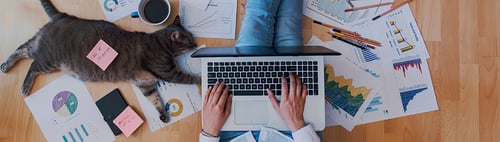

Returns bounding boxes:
[307,32,438,131]
[24,75,115,142]
[98,0,141,22]
[179,0,237,39]
[133,47,203,132]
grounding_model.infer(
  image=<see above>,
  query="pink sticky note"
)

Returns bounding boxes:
[113,106,144,137]
[86,39,118,71]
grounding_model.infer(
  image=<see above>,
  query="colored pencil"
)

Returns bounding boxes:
[345,2,394,12]
[331,34,372,50]
[372,0,411,21]
[328,30,381,47]
[313,20,360,36]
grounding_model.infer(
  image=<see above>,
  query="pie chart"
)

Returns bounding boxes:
[52,91,78,117]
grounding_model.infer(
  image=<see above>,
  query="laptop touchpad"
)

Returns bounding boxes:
[234,100,268,125]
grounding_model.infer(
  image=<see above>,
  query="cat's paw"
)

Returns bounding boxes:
[158,110,170,123]
[20,86,31,97]
[1,62,8,73]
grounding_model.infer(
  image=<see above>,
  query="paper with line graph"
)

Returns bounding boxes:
[179,0,237,39]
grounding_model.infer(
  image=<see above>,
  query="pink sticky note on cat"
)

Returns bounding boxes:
[113,106,144,137]
[86,39,118,71]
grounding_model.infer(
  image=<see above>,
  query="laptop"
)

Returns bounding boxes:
[192,46,341,131]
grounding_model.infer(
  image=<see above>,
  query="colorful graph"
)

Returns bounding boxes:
[52,91,78,117]
[400,85,428,112]
[62,124,89,142]
[393,58,422,78]
[307,0,376,24]
[167,98,184,117]
[364,96,382,113]
[389,21,415,53]
[361,48,379,62]
[324,64,372,117]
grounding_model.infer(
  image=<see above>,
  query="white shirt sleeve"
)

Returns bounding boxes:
[291,124,321,142]
[199,133,220,142]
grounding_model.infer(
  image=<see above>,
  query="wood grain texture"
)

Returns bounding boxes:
[1,0,499,142]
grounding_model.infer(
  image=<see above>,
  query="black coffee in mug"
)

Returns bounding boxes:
[144,0,169,23]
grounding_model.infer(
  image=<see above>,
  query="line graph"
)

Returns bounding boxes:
[180,0,236,39]
[187,12,217,28]
[393,58,422,78]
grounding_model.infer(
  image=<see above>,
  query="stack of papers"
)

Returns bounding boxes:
[305,4,438,131]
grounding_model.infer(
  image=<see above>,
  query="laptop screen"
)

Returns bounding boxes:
[191,46,341,58]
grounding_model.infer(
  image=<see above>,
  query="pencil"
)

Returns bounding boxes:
[345,2,394,12]
[331,34,371,50]
[328,30,381,46]
[313,20,360,36]
[372,0,411,21]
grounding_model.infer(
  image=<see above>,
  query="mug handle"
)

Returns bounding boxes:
[130,11,139,18]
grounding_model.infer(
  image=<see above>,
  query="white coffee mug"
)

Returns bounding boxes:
[131,0,171,25]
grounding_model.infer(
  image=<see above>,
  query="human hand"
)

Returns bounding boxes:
[267,73,307,132]
[202,82,232,136]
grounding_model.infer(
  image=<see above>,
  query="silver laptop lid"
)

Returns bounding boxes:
[191,46,341,58]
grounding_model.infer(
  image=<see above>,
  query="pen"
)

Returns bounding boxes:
[372,0,411,21]
[345,2,394,12]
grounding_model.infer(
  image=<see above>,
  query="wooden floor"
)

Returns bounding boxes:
[1,0,499,141]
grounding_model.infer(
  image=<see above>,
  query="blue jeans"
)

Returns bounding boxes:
[221,0,321,141]
[235,0,303,47]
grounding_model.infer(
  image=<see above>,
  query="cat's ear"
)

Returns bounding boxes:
[173,15,182,26]
[170,31,181,41]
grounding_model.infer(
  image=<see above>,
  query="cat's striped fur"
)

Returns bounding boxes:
[1,0,199,123]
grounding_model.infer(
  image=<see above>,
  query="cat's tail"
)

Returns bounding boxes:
[40,0,61,20]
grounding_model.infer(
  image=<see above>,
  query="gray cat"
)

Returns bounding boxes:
[1,0,200,123]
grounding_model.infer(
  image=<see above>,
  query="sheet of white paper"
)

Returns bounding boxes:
[303,0,393,29]
[24,75,115,142]
[98,0,140,22]
[182,0,211,10]
[258,127,293,142]
[179,0,237,39]
[230,131,257,142]
[132,81,202,132]
[355,4,430,59]
[133,47,203,132]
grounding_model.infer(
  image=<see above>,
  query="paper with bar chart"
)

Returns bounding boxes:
[179,0,237,39]
[307,36,437,130]
[24,75,114,142]
[356,4,429,59]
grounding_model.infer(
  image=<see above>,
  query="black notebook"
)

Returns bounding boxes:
[96,89,128,136]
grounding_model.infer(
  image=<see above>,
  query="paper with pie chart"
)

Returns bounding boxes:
[133,81,202,132]
[24,75,114,142]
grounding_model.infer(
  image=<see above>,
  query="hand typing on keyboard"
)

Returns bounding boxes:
[202,73,309,137]
[267,73,307,132]
[202,82,232,137]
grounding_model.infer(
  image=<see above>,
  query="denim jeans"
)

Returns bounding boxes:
[235,0,303,47]
[220,0,319,141]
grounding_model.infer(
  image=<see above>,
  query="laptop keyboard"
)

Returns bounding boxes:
[206,61,319,96]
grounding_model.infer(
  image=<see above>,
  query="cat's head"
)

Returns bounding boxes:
[155,16,197,56]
